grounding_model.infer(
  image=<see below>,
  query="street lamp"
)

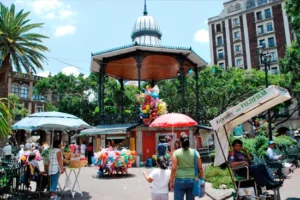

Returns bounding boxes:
[258,45,272,140]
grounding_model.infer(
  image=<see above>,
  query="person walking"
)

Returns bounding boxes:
[170,133,204,200]
[174,139,181,150]
[87,143,93,166]
[2,143,12,161]
[49,140,64,200]
[80,141,87,157]
[157,139,167,157]
[143,156,171,200]
[70,141,76,154]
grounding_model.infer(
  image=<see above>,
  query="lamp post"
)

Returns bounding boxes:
[258,45,273,140]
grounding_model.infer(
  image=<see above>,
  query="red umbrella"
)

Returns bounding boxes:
[149,113,197,128]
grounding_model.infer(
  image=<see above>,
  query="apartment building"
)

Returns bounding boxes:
[208,0,293,74]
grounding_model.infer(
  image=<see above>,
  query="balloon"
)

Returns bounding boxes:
[142,105,147,110]
[146,105,150,111]
[127,150,132,155]
[151,92,158,98]
[150,102,154,108]
[142,110,148,114]
[146,95,151,101]
[131,151,137,156]
[115,151,120,156]
[152,112,157,118]
[165,154,170,159]
[153,108,158,112]
[152,154,157,160]
[21,156,26,162]
[153,85,160,95]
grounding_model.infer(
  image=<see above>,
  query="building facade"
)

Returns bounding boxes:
[208,0,293,74]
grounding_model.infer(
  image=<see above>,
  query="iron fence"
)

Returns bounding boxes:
[0,160,27,200]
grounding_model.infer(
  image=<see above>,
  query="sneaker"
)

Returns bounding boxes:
[266,182,280,190]
[50,195,61,200]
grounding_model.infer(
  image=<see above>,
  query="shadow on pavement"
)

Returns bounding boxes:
[93,173,136,180]
[286,198,300,200]
[27,191,92,200]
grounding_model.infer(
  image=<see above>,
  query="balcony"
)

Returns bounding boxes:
[233,37,241,43]
[235,50,242,56]
[232,23,240,29]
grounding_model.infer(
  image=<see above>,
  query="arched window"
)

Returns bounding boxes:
[20,85,28,99]
[11,84,19,96]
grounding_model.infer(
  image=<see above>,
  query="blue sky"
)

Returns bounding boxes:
[3,0,224,76]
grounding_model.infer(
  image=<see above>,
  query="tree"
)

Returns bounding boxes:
[7,93,28,120]
[0,3,49,95]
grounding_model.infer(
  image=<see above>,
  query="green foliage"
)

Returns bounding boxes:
[274,135,297,149]
[0,3,49,74]
[45,103,57,112]
[256,143,269,158]
[205,166,234,189]
[285,0,300,40]
[0,98,11,137]
[8,94,28,119]
[241,138,255,157]
[254,135,268,151]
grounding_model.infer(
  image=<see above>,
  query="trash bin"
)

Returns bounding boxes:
[146,158,153,167]
[136,155,140,167]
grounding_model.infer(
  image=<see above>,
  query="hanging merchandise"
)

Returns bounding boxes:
[136,85,168,125]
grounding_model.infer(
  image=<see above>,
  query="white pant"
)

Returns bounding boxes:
[151,193,168,200]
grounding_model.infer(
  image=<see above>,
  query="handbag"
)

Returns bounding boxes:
[192,149,205,198]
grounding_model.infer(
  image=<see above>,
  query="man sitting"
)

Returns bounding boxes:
[229,139,282,190]
[266,141,292,168]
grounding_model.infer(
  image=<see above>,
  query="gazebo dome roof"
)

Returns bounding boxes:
[131,1,162,46]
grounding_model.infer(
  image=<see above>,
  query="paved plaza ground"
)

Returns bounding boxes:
[31,165,300,200]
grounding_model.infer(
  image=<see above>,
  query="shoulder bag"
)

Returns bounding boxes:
[192,149,205,198]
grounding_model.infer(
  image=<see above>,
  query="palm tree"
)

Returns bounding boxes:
[0,3,49,95]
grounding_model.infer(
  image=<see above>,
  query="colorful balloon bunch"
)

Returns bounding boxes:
[136,85,168,125]
[93,148,137,176]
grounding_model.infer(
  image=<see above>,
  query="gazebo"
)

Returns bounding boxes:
[86,0,208,159]
[90,1,207,125]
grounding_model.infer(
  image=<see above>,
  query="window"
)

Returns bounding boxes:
[218,62,225,69]
[271,67,279,75]
[270,52,277,62]
[217,36,223,45]
[258,25,264,34]
[236,58,243,67]
[216,24,221,32]
[235,45,241,52]
[259,39,266,48]
[218,49,224,59]
[11,84,19,96]
[265,8,271,18]
[266,23,273,32]
[33,94,39,100]
[36,106,44,113]
[256,11,262,21]
[20,85,28,99]
[233,18,239,25]
[268,37,275,47]
[234,31,240,39]
[257,0,268,6]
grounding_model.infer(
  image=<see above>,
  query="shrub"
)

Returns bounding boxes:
[254,135,268,151]
[274,135,297,149]
[205,166,234,189]
[241,138,255,157]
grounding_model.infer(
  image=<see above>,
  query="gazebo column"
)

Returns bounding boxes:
[119,78,124,123]
[136,54,144,91]
[99,62,106,125]
[194,66,200,123]
[179,58,186,114]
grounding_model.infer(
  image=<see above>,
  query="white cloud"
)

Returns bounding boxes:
[32,0,63,15]
[204,20,208,24]
[61,66,80,76]
[59,9,74,20]
[44,12,56,19]
[55,25,76,37]
[194,29,209,43]
[37,70,51,77]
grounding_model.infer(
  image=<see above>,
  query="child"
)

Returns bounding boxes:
[143,156,171,200]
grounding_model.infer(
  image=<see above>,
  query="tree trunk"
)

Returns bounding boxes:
[0,55,12,98]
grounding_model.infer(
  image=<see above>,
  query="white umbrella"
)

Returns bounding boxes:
[209,85,291,166]
[12,111,91,145]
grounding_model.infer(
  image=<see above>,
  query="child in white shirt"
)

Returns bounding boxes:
[143,156,171,200]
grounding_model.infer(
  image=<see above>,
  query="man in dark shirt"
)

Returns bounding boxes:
[229,139,282,190]
[157,139,167,157]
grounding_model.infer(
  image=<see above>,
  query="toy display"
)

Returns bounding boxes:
[136,85,168,125]
[93,148,136,176]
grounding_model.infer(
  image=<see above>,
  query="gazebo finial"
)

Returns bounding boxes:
[143,0,148,16]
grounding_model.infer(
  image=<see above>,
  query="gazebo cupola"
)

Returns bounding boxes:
[131,0,162,45]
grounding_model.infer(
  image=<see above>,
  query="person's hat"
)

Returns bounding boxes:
[72,141,75,144]
[268,141,275,145]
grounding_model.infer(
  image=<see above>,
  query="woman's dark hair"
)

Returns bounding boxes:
[89,143,92,146]
[232,139,243,147]
[28,154,36,161]
[53,140,61,148]
[180,133,190,150]
[157,156,168,170]
[174,139,180,147]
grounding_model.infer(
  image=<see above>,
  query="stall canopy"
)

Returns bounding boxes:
[209,85,291,166]
[80,124,138,136]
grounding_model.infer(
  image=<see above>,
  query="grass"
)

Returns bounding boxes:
[205,166,234,189]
